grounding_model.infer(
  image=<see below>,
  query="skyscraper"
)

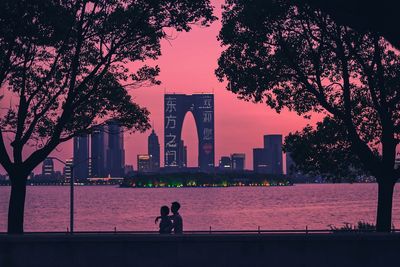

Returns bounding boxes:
[148,129,160,172]
[231,153,245,171]
[164,94,214,171]
[73,134,89,180]
[253,135,284,174]
[106,120,125,177]
[264,135,283,175]
[42,158,54,176]
[137,154,151,173]
[253,148,268,173]
[91,125,108,177]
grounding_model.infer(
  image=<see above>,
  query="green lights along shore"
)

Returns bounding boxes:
[120,172,292,188]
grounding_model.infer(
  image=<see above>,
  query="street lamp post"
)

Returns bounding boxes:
[48,156,91,234]
[69,164,74,234]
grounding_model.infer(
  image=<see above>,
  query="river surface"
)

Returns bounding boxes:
[1,184,400,232]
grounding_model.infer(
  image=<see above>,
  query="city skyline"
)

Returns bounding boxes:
[70,121,125,179]
[37,127,289,177]
[63,129,289,176]
[20,95,298,175]
[24,88,305,175]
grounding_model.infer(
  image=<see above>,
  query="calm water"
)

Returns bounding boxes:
[1,184,400,232]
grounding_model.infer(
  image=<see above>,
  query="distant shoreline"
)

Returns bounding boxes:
[0,182,381,187]
[0,183,294,187]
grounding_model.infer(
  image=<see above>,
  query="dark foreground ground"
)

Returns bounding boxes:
[0,232,399,267]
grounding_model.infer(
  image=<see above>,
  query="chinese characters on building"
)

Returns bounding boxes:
[164,94,214,170]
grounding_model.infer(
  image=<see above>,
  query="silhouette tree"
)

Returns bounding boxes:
[0,0,215,234]
[283,117,368,182]
[216,0,400,232]
[296,0,400,50]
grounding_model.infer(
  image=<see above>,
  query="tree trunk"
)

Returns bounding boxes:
[376,180,395,232]
[7,174,28,234]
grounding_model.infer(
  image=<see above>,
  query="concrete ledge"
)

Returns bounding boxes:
[1,233,399,267]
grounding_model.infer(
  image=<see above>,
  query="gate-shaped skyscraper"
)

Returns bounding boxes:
[164,94,214,171]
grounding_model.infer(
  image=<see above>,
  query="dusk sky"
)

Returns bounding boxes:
[11,0,321,173]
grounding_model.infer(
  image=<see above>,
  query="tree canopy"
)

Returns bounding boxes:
[0,0,216,234]
[283,117,368,182]
[0,0,216,173]
[217,0,400,180]
[297,0,400,50]
[216,0,400,231]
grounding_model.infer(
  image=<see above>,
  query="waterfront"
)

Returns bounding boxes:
[1,184,400,232]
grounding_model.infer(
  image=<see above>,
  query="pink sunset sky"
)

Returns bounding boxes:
[3,0,322,173]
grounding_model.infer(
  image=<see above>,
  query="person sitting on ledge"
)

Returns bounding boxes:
[157,205,172,234]
[155,201,183,234]
[171,201,183,234]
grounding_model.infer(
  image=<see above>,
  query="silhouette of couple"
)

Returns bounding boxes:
[155,201,183,234]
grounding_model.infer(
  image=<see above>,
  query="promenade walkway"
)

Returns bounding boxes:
[1,231,400,267]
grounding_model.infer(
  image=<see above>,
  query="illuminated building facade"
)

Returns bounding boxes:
[137,154,151,173]
[164,94,214,171]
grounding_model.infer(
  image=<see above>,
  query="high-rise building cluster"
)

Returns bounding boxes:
[253,135,283,174]
[73,120,125,180]
[42,127,293,179]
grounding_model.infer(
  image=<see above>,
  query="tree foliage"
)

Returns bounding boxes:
[283,117,368,182]
[216,0,400,231]
[0,0,216,173]
[216,0,400,182]
[295,0,400,50]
